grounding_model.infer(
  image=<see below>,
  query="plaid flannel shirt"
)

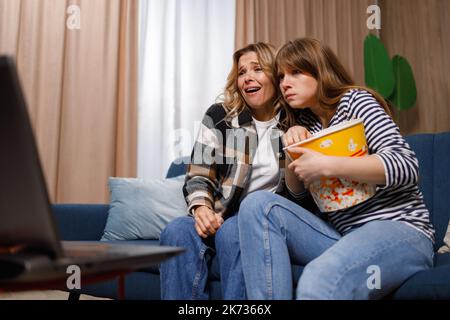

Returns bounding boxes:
[183,103,289,219]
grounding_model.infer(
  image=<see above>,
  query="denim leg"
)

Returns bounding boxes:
[297,220,434,300]
[215,215,247,300]
[159,216,213,300]
[238,191,341,300]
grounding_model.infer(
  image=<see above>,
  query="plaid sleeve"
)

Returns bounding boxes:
[183,112,221,215]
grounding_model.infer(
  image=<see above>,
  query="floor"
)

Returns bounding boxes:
[0,290,110,300]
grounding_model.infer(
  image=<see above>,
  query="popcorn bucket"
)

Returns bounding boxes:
[285,119,375,212]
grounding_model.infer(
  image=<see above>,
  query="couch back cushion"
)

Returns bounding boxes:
[52,204,110,241]
[166,157,190,178]
[406,132,450,250]
[101,176,187,241]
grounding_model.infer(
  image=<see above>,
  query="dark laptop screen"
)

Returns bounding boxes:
[0,56,62,258]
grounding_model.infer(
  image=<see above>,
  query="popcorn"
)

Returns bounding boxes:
[285,119,375,212]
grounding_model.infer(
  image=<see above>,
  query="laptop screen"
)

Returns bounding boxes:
[0,56,62,258]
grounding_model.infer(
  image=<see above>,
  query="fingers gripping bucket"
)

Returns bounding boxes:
[286,119,376,212]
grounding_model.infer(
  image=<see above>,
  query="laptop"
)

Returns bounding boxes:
[0,56,183,285]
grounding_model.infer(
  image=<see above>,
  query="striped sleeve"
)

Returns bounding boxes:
[183,112,220,215]
[349,91,419,188]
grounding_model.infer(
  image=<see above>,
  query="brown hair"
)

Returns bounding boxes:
[221,42,282,122]
[275,38,392,128]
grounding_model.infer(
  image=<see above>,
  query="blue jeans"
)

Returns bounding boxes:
[238,191,434,300]
[159,215,246,300]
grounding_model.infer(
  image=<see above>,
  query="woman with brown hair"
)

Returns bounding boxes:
[238,38,435,299]
[159,42,294,299]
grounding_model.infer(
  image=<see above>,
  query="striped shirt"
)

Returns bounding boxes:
[296,89,435,242]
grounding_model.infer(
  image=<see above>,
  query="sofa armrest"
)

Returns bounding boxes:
[51,204,110,241]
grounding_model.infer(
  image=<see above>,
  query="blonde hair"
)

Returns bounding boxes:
[275,38,392,128]
[221,42,282,122]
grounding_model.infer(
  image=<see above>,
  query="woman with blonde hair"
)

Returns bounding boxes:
[160,42,295,299]
[238,38,435,299]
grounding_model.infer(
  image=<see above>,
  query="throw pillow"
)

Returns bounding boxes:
[101,175,187,241]
[438,220,450,254]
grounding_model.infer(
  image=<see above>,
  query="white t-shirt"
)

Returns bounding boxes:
[242,113,281,197]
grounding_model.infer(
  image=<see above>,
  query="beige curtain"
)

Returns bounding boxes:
[236,0,450,135]
[0,0,138,203]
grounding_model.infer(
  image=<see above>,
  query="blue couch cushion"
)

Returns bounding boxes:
[406,132,450,250]
[166,157,190,178]
[431,133,450,249]
[392,252,450,299]
[102,176,187,241]
[52,204,110,241]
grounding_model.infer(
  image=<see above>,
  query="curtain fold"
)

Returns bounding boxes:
[0,0,138,203]
[115,0,138,177]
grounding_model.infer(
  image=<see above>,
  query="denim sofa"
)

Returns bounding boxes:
[54,132,450,299]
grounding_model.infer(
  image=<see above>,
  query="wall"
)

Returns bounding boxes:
[380,0,450,134]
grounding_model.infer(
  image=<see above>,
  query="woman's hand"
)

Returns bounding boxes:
[283,126,313,194]
[282,126,312,148]
[287,147,335,188]
[193,206,224,238]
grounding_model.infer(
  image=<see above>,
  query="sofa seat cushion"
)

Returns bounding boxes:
[392,252,450,299]
[435,252,450,266]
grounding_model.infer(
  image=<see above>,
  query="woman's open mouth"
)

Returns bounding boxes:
[245,87,261,95]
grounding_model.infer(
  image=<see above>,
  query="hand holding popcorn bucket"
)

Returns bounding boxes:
[284,119,376,212]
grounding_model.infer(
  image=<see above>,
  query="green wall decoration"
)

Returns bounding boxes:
[364,34,417,110]
[364,34,395,99]
[391,55,417,110]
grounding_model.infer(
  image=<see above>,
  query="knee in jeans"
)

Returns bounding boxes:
[296,262,328,298]
[301,260,329,283]
[160,216,195,246]
[239,191,274,221]
[297,256,346,298]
